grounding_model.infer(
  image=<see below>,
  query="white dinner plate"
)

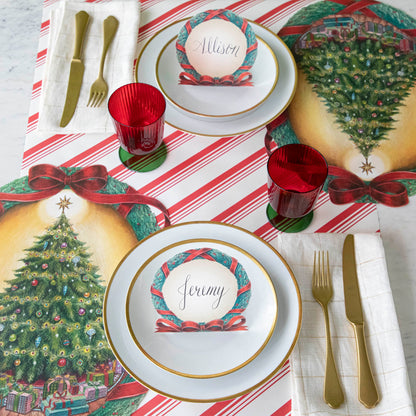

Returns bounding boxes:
[104,222,301,402]
[135,20,297,136]
[125,239,278,379]
[156,36,278,120]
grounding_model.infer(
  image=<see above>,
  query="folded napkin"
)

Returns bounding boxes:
[38,0,140,133]
[274,233,414,416]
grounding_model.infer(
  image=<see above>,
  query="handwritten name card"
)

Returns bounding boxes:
[151,247,252,332]
[176,9,258,86]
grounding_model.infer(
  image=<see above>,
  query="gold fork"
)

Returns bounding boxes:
[87,16,119,107]
[312,251,344,408]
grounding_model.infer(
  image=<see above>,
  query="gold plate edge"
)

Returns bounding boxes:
[103,221,302,403]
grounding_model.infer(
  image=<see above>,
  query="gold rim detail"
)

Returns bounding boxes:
[103,221,302,403]
[125,238,278,379]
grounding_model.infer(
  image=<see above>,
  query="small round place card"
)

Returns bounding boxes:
[176,9,258,86]
[126,239,277,378]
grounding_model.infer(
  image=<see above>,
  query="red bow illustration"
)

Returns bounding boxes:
[328,166,416,207]
[0,164,170,226]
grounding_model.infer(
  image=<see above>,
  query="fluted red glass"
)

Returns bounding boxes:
[108,83,166,155]
[267,144,328,219]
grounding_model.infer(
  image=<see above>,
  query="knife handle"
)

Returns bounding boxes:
[353,323,380,408]
[73,11,90,60]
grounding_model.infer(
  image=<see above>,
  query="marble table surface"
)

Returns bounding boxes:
[1,0,415,409]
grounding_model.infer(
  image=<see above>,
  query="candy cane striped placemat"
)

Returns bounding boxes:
[23,0,384,414]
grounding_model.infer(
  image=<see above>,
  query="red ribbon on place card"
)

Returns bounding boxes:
[179,72,253,86]
[155,315,247,332]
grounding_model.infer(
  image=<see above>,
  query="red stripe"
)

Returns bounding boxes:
[225,368,290,415]
[131,395,172,416]
[32,80,42,93]
[61,135,118,167]
[211,364,290,416]
[200,400,235,416]
[108,130,189,179]
[40,19,49,29]
[164,148,266,223]
[136,132,258,197]
[315,203,369,233]
[138,0,213,42]
[255,0,304,25]
[212,185,267,223]
[270,400,291,416]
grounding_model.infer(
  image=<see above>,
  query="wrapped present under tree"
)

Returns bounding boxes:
[43,375,78,399]
[87,364,114,386]
[5,387,36,414]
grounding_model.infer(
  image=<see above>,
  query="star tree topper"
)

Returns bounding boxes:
[57,196,72,214]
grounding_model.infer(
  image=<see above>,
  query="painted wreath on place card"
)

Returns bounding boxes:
[151,248,251,332]
[176,9,258,86]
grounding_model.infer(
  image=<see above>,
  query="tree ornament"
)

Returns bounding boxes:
[63,339,70,347]
[43,241,49,250]
[78,308,86,316]
[59,257,65,263]
[31,279,39,287]
[72,256,80,266]
[57,358,67,367]
[84,292,90,298]
[35,336,41,347]
[36,311,42,318]
[63,285,68,296]
[86,328,96,341]
[11,285,18,291]
[61,242,67,248]
[9,334,16,342]
[0,324,4,332]
[15,309,21,314]
[42,263,48,269]
[54,315,61,322]
[14,359,21,366]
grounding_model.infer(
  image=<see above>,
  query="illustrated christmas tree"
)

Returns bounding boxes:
[294,20,416,174]
[0,196,114,382]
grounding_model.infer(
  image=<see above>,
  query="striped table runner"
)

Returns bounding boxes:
[24,0,382,414]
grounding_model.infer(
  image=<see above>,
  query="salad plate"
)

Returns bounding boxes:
[135,20,297,136]
[104,221,301,402]
[125,238,277,379]
[156,36,278,120]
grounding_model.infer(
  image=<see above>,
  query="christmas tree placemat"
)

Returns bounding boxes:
[0,164,170,414]
[268,0,416,206]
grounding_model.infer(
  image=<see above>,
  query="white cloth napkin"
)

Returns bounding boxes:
[274,233,414,416]
[37,0,140,134]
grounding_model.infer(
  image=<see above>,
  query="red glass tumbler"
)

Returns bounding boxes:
[267,144,328,232]
[108,83,166,156]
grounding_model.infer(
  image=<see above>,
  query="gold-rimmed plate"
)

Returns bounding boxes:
[104,221,301,402]
[125,238,278,379]
[156,36,278,120]
[135,19,297,137]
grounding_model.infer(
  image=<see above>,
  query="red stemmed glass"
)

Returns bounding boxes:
[108,83,167,172]
[267,143,328,232]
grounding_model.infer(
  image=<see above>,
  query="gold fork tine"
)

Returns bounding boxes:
[312,250,344,408]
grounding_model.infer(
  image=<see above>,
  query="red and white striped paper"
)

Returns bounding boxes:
[24,0,381,414]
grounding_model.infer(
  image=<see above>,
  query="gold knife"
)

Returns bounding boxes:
[342,234,380,408]
[60,11,90,127]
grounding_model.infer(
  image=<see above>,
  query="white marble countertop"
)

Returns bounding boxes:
[1,0,415,410]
